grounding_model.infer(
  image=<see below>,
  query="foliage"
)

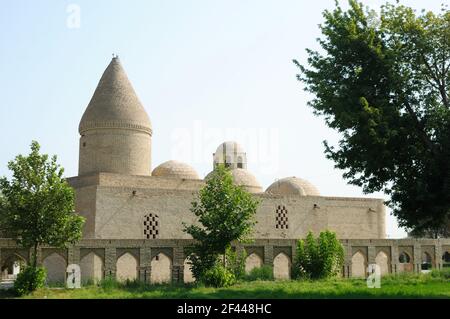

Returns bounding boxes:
[294,0,450,236]
[245,265,274,281]
[184,164,259,281]
[13,266,46,296]
[8,272,450,299]
[430,267,450,280]
[225,247,247,280]
[201,264,236,288]
[293,231,344,279]
[0,141,85,269]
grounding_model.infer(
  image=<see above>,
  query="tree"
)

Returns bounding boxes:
[183,165,259,281]
[293,231,344,279]
[294,1,450,237]
[0,141,85,269]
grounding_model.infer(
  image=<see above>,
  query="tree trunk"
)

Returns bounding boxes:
[32,243,38,268]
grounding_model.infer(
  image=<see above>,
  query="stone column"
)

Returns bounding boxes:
[104,247,116,279]
[413,243,422,273]
[435,242,442,270]
[68,246,80,266]
[263,245,273,266]
[139,247,151,283]
[391,244,399,275]
[367,246,376,264]
[172,247,185,284]
[344,242,352,278]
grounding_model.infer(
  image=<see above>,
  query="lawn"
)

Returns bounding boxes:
[1,271,449,299]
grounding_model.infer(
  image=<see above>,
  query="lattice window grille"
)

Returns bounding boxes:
[144,214,159,239]
[275,205,288,229]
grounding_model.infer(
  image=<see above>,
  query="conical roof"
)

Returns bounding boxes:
[79,57,152,134]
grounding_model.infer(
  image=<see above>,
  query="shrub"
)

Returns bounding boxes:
[293,231,344,280]
[13,266,46,296]
[201,264,236,288]
[99,276,120,290]
[430,268,450,280]
[245,266,274,281]
[225,247,247,280]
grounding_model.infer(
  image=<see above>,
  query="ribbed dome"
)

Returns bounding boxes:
[79,57,152,134]
[205,168,262,193]
[152,160,199,179]
[266,177,320,196]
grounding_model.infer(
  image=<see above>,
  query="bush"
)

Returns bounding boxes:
[245,266,274,281]
[225,247,247,280]
[293,231,344,280]
[99,276,120,290]
[201,264,236,288]
[430,268,450,280]
[13,266,46,296]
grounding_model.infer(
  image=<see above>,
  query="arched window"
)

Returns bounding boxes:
[225,156,232,168]
[421,252,432,271]
[237,156,243,169]
[399,252,411,264]
[144,214,159,239]
[442,251,450,264]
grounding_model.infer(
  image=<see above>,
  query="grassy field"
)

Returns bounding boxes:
[1,271,449,299]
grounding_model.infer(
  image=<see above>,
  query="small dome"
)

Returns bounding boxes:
[213,141,247,170]
[205,168,262,193]
[266,177,320,196]
[152,160,199,179]
[215,141,245,155]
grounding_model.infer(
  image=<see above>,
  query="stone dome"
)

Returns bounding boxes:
[79,57,152,135]
[215,141,245,155]
[213,141,247,170]
[152,160,199,179]
[205,168,262,193]
[266,177,320,196]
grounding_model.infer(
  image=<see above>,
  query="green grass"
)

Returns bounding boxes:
[1,271,449,299]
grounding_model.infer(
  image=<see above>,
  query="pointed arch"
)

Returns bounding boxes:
[116,252,138,282]
[421,251,433,271]
[273,252,291,280]
[351,251,367,278]
[150,253,172,284]
[80,252,104,283]
[1,254,26,280]
[245,253,263,274]
[375,251,389,276]
[43,253,67,284]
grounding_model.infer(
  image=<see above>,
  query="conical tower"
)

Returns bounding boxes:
[78,57,152,176]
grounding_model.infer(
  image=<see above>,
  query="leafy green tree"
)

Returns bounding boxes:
[0,141,85,269]
[295,1,450,237]
[184,164,259,282]
[293,231,344,279]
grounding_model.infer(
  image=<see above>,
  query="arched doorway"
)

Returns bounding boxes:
[398,251,413,272]
[375,251,390,276]
[421,252,433,272]
[116,252,138,282]
[43,253,67,285]
[150,253,172,284]
[1,254,26,281]
[351,251,366,278]
[245,253,263,274]
[80,252,104,284]
[273,253,291,280]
